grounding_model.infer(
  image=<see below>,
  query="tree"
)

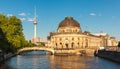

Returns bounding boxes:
[118,41,120,47]
[0,28,10,53]
[0,14,30,53]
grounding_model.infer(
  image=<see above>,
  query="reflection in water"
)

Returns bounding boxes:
[48,56,100,69]
[48,55,86,69]
[0,51,120,69]
[0,63,14,69]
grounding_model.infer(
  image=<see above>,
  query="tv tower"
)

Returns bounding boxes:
[33,7,37,44]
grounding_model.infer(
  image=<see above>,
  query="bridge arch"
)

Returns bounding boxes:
[17,47,55,55]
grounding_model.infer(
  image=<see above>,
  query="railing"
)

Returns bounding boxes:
[96,46,120,52]
[47,46,99,50]
[54,48,75,50]
[103,46,119,51]
[17,46,55,54]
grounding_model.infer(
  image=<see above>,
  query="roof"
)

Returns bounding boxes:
[58,17,80,28]
[93,33,108,36]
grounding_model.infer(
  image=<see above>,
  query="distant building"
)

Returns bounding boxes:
[46,17,118,49]
[93,33,118,46]
[31,37,40,43]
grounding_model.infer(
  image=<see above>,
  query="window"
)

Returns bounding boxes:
[60,42,62,45]
[65,38,68,40]
[66,29,69,32]
[59,38,62,41]
[72,38,74,40]
[63,30,65,32]
[66,29,72,32]
[76,29,77,32]
[73,30,75,32]
[56,43,57,46]
[71,42,74,48]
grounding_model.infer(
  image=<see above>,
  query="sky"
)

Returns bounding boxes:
[0,0,120,40]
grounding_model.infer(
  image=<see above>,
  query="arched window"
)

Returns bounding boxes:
[59,38,62,41]
[85,39,88,48]
[71,42,74,48]
[78,42,79,48]
[76,29,77,32]
[65,43,68,48]
[73,30,75,32]
[63,30,65,32]
[60,42,63,48]
[58,30,61,32]
[60,42,62,45]
[65,38,68,40]
[56,43,57,48]
[72,38,74,40]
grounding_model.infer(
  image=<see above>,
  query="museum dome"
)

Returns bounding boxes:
[58,17,80,28]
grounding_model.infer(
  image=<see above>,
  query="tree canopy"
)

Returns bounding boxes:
[0,14,31,53]
[0,28,10,53]
[118,41,120,47]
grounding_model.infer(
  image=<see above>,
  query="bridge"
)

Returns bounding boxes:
[17,47,55,55]
[17,46,96,56]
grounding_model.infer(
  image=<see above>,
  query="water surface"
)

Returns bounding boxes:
[0,51,120,69]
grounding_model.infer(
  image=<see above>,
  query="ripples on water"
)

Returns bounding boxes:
[0,51,120,69]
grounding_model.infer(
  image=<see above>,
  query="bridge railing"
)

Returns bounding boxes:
[47,46,99,50]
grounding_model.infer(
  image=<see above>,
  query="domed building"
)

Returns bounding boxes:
[46,17,117,49]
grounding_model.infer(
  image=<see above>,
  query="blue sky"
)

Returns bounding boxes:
[0,0,120,40]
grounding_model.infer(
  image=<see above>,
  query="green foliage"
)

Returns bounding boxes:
[0,14,30,53]
[0,28,10,53]
[38,42,45,47]
[84,31,91,34]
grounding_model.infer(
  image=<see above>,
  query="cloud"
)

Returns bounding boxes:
[27,18,34,22]
[89,13,96,16]
[19,18,26,21]
[7,14,13,17]
[19,13,26,16]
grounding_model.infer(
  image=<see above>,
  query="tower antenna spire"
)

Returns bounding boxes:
[34,6,37,24]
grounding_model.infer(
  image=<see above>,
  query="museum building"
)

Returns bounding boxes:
[46,17,117,49]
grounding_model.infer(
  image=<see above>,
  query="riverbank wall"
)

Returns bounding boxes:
[96,50,120,63]
[0,53,16,63]
[54,49,94,56]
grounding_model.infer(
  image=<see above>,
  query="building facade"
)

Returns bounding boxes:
[31,37,40,43]
[46,17,118,49]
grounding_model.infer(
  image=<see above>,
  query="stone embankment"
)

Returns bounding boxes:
[0,53,15,63]
[95,50,120,63]
[54,49,95,56]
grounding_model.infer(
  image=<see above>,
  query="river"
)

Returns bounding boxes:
[0,51,120,69]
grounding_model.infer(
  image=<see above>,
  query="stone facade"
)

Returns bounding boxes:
[46,17,118,49]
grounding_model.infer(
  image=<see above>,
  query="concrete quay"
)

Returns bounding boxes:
[95,50,120,63]
[0,53,15,63]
